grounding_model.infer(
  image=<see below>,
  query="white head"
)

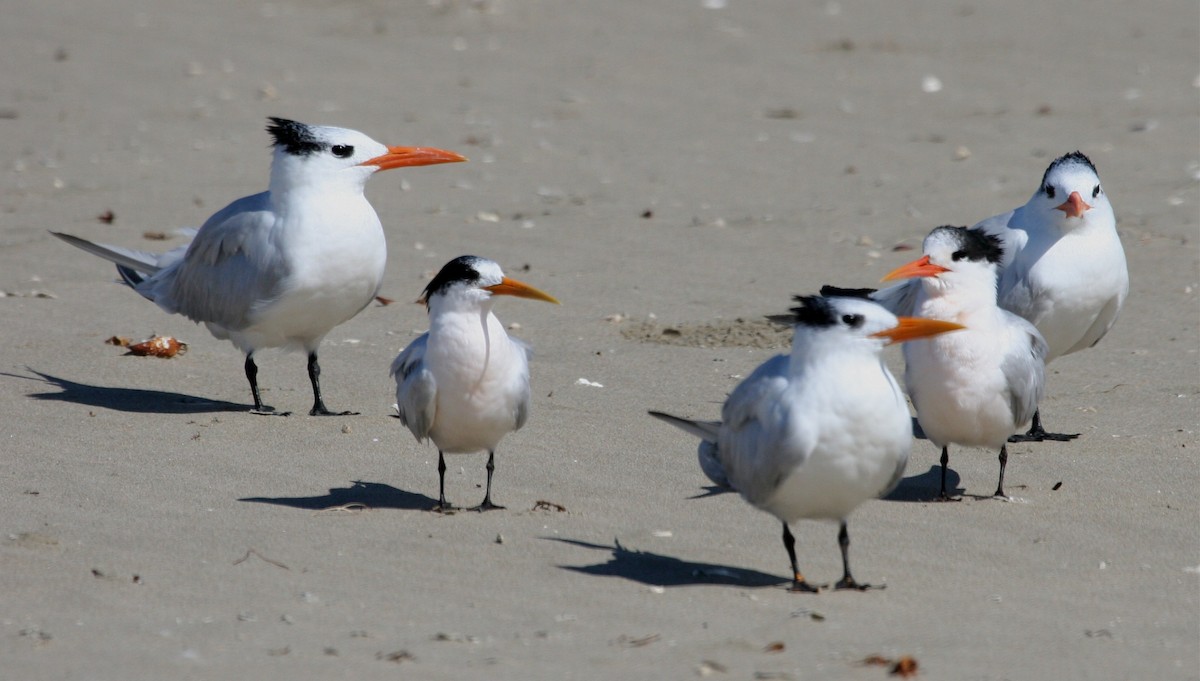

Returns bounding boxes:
[882,226,1004,303]
[265,117,466,194]
[788,295,962,357]
[419,255,559,314]
[1024,151,1113,231]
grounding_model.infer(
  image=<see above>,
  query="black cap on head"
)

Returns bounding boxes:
[420,255,485,304]
[818,285,877,300]
[935,225,1004,264]
[266,117,324,156]
[789,295,839,328]
[1040,150,1097,187]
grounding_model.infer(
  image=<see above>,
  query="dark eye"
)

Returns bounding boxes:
[331,144,354,158]
[951,251,965,262]
[1044,185,1056,199]
[1092,184,1101,198]
[841,314,864,328]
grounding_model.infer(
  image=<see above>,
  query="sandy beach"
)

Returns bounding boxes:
[2,1,1197,679]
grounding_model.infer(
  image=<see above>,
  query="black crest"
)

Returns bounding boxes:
[1040,150,1097,187]
[420,255,484,305]
[932,225,1004,264]
[266,117,324,156]
[819,285,878,300]
[789,295,839,328]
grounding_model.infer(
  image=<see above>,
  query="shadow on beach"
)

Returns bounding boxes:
[548,536,789,589]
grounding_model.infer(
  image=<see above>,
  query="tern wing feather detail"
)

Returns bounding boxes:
[157,193,283,329]
[391,333,437,442]
[1002,317,1048,429]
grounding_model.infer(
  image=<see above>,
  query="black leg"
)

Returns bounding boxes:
[245,354,286,415]
[1008,409,1079,443]
[433,451,454,513]
[782,522,818,593]
[307,352,358,416]
[833,520,874,591]
[472,450,506,512]
[994,445,1009,498]
[935,446,959,501]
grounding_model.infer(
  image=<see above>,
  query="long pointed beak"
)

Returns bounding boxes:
[881,254,951,282]
[360,146,467,171]
[1055,190,1091,218]
[484,277,560,304]
[871,317,965,345]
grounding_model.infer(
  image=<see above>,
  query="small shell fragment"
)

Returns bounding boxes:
[126,336,187,358]
[891,656,919,677]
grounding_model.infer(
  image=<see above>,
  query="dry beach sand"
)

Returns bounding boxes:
[1,1,1198,679]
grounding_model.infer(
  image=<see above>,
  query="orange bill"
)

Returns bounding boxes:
[360,146,467,170]
[871,317,965,345]
[881,254,951,282]
[483,277,560,304]
[1055,191,1090,218]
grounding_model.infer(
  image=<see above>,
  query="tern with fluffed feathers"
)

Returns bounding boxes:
[54,117,466,415]
[882,226,1047,499]
[651,295,963,592]
[391,255,559,512]
[978,151,1128,440]
[847,152,1127,441]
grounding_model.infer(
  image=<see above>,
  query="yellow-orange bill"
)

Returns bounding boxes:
[871,317,965,345]
[1054,191,1090,218]
[484,277,560,304]
[360,146,467,171]
[881,254,951,282]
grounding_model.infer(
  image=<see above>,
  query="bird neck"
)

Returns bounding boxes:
[789,333,878,377]
[921,272,996,308]
[268,156,372,203]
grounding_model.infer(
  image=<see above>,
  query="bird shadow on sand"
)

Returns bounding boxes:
[884,465,962,502]
[11,369,247,414]
[547,537,788,589]
[240,480,438,512]
[687,485,734,500]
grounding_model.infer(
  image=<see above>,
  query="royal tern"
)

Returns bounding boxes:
[978,151,1128,441]
[54,117,466,415]
[835,152,1128,441]
[651,295,963,592]
[391,255,559,512]
[882,226,1048,499]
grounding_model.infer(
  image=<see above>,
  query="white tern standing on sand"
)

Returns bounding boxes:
[53,117,466,415]
[882,226,1047,500]
[650,295,962,592]
[391,255,559,512]
[975,151,1128,441]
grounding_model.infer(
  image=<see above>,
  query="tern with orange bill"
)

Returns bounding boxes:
[54,117,466,415]
[651,295,963,592]
[392,256,559,512]
[882,226,1048,499]
[976,151,1127,441]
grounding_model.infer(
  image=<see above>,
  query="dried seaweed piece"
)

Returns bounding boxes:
[890,656,919,677]
[126,336,187,358]
[859,654,920,677]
